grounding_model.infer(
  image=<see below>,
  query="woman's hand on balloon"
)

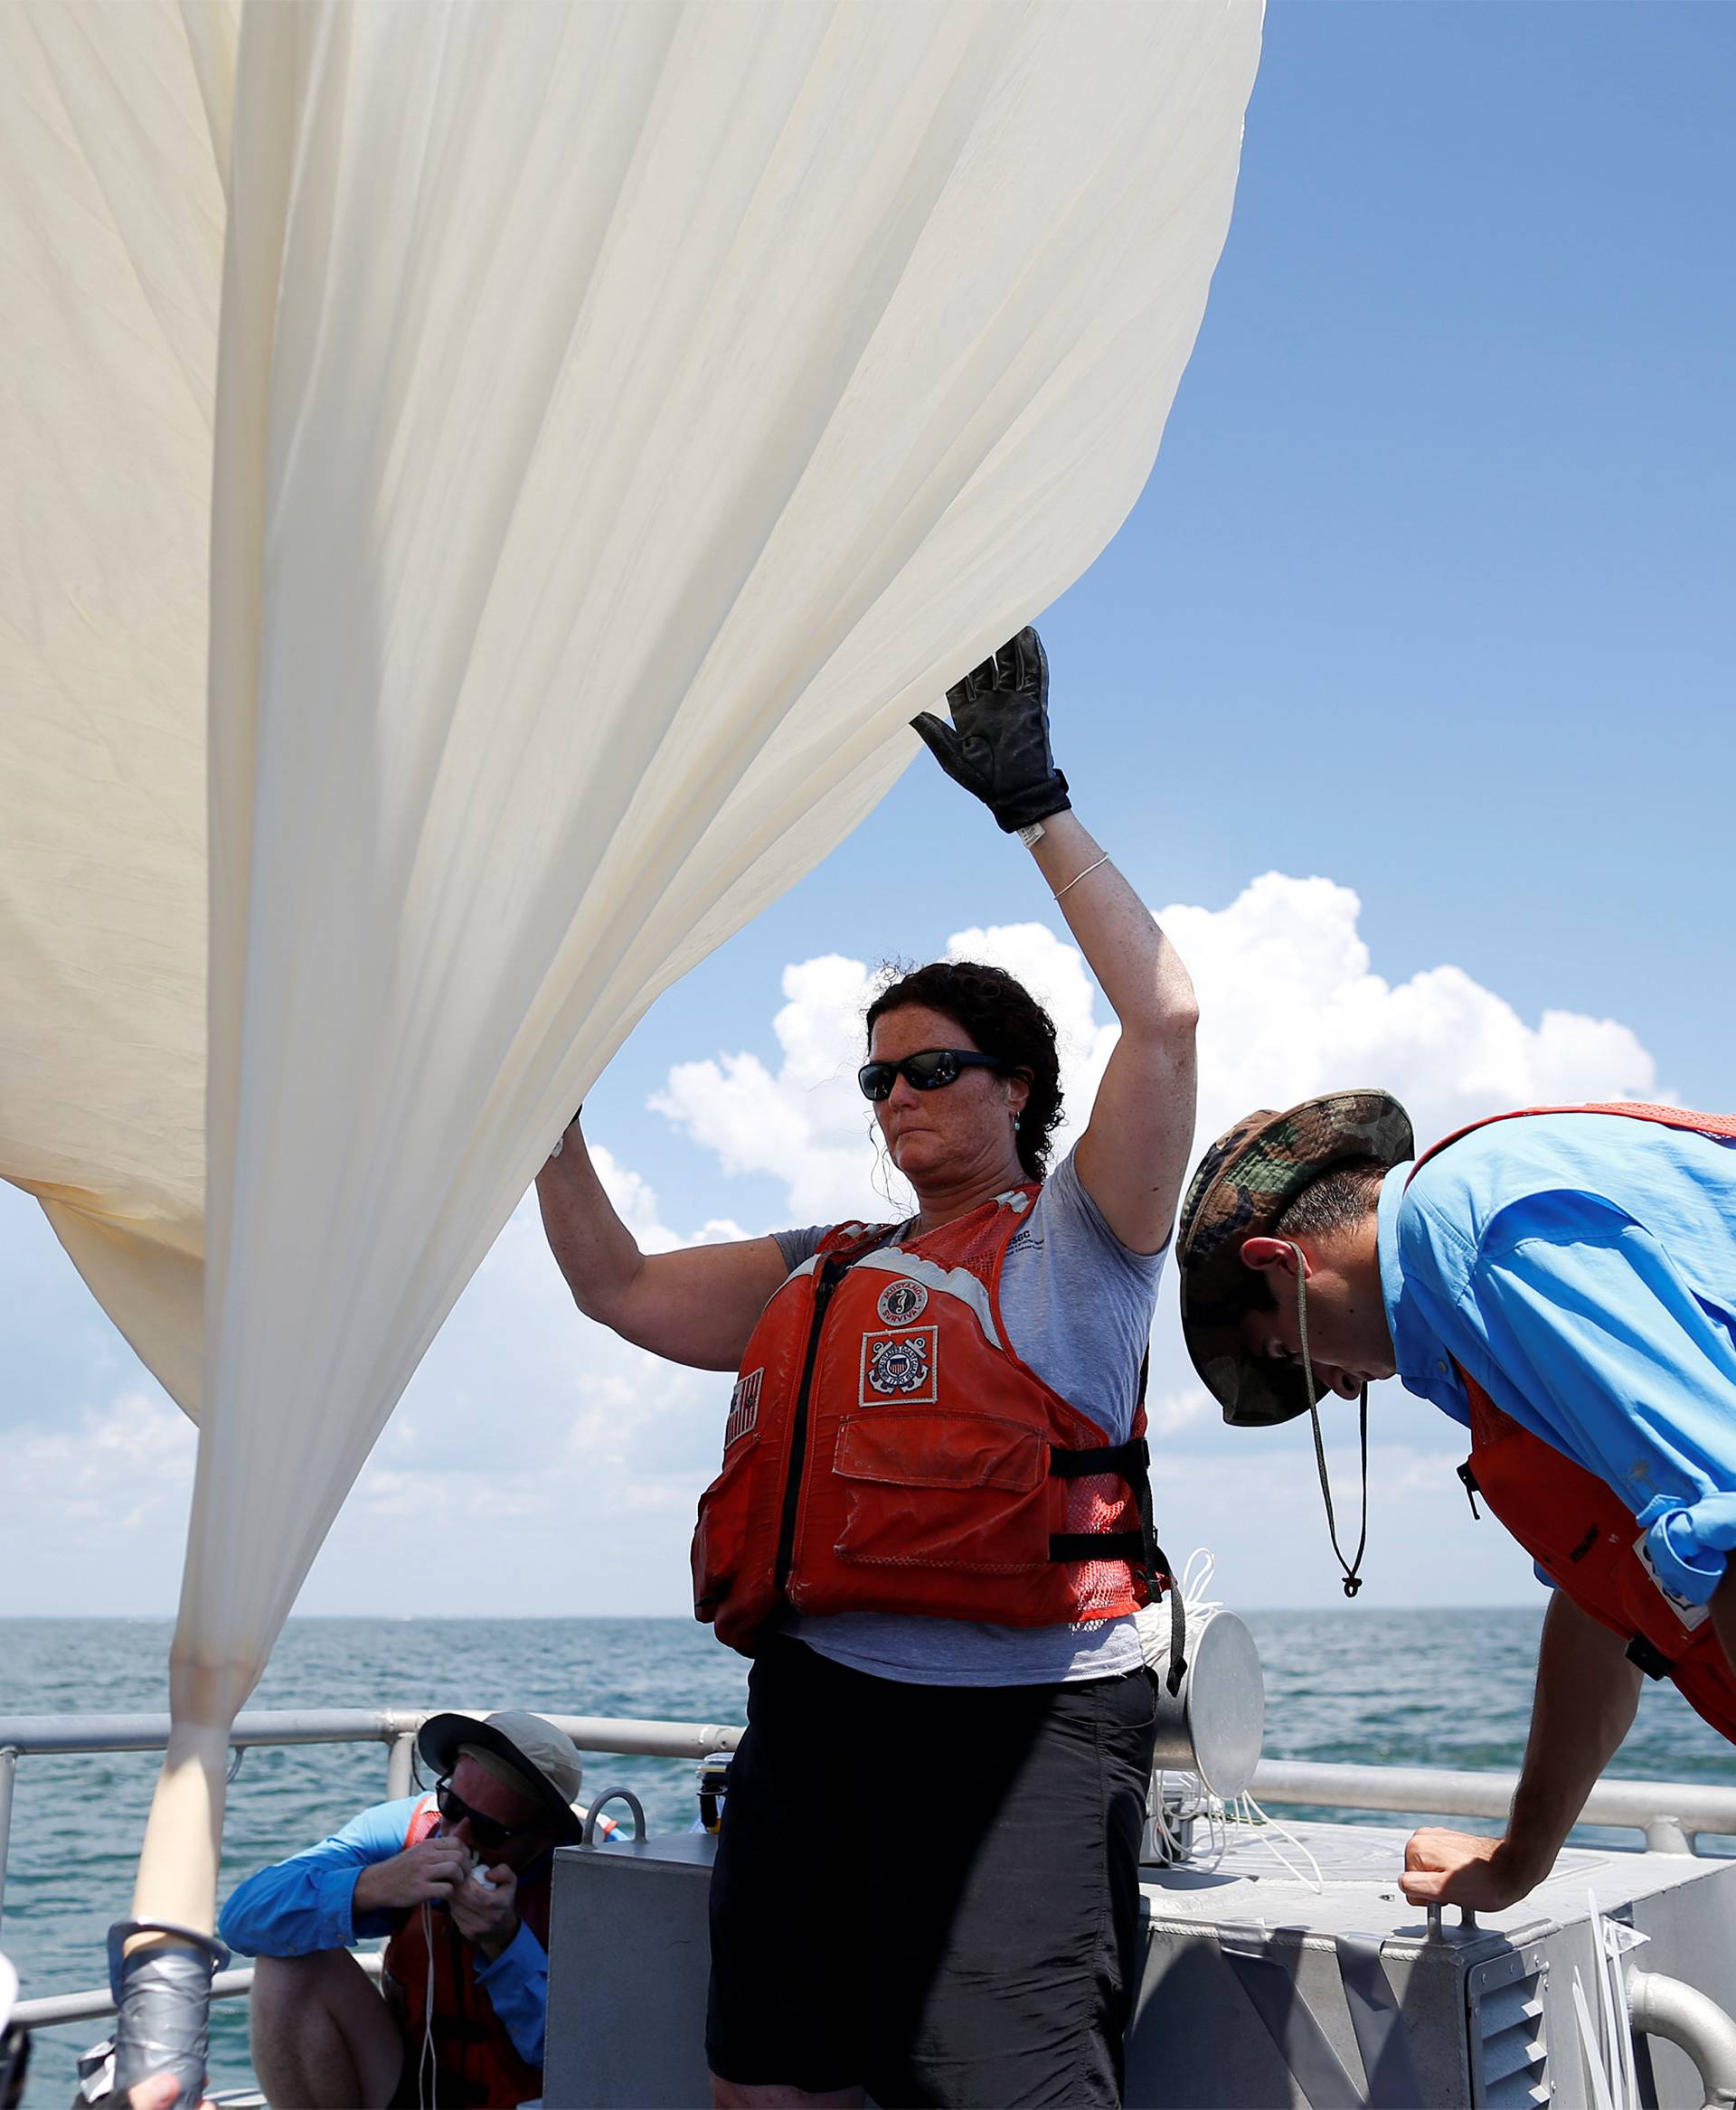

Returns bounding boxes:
[910,627,1071,833]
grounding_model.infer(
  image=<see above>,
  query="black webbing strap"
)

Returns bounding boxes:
[1048,1436,1148,1481]
[1046,1427,1186,1691]
[1626,1633,1675,1681]
[1049,1531,1147,1560]
[1154,1529,1186,1697]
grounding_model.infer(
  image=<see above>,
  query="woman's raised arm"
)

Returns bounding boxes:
[535,1118,790,1370]
[1029,809,1196,1253]
[911,628,1196,1254]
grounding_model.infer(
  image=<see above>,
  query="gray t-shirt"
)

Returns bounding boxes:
[769,1144,1165,1686]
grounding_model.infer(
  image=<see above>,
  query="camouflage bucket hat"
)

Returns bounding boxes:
[1176,1091,1414,1429]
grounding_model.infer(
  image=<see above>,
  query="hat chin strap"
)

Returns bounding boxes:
[1288,1245,1368,1598]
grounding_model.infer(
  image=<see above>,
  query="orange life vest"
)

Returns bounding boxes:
[381,1798,551,2109]
[1411,1102,1736,1742]
[691,1185,1160,1654]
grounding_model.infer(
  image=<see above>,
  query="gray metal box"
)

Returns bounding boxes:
[544,1820,1736,2107]
[544,1832,716,2109]
[1127,1820,1736,2109]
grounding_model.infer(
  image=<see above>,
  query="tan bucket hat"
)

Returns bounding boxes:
[417,1710,587,1843]
[1176,1090,1414,1428]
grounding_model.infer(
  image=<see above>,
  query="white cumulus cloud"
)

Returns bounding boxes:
[5,1389,198,1609]
[652,955,890,1225]
[1171,871,1656,1164]
[646,870,1658,1248]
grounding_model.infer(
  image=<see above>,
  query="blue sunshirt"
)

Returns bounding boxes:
[219,1795,549,2067]
[1377,1111,1736,1606]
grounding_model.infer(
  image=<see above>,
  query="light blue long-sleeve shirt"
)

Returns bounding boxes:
[1378,1111,1736,1606]
[219,1794,550,2068]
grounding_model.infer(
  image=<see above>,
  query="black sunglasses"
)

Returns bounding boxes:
[857,1049,1009,1102]
[435,1777,536,1852]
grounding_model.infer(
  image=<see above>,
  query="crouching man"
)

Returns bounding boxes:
[1175,1092,1736,1914]
[222,1710,594,2109]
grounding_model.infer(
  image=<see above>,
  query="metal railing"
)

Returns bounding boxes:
[1251,1757,1736,1858]
[10,1957,384,2034]
[5,1712,1735,2037]
[0,1707,744,2034]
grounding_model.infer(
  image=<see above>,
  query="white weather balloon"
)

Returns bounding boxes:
[0,0,1262,1944]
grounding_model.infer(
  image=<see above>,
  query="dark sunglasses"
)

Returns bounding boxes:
[435,1777,535,1852]
[857,1049,1008,1102]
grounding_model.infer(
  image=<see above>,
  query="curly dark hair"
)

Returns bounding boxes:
[864,959,1061,1180]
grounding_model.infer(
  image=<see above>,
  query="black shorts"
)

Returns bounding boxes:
[706,1635,1160,2108]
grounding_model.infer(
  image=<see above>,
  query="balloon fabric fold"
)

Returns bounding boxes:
[0,0,1263,1949]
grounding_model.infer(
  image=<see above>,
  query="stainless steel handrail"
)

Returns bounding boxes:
[0,1710,745,1761]
[1253,1757,1736,1857]
[10,1955,385,2033]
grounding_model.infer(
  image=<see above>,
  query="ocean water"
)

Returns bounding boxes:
[3,1610,1734,2102]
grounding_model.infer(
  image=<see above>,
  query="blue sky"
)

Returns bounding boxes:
[4,4,1730,1618]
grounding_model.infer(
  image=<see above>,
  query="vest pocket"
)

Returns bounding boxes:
[829,1410,1051,1571]
[691,1433,759,1613]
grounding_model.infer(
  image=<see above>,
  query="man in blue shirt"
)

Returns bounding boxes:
[222,1710,593,2108]
[1175,1091,1736,1914]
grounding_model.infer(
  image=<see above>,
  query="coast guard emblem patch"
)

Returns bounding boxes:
[876,1277,929,1325]
[724,1368,762,1449]
[860,1327,938,1405]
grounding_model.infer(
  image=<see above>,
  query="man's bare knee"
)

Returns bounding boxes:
[252,1950,356,1984]
[251,1948,368,2023]
[250,1951,401,2110]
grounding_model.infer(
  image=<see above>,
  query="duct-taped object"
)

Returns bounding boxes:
[101,1925,228,2105]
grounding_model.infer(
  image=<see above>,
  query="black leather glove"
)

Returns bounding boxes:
[910,627,1071,833]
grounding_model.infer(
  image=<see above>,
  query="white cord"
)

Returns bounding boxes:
[419,1898,437,2110]
[1225,1791,1326,1893]
[1178,1547,1216,1605]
